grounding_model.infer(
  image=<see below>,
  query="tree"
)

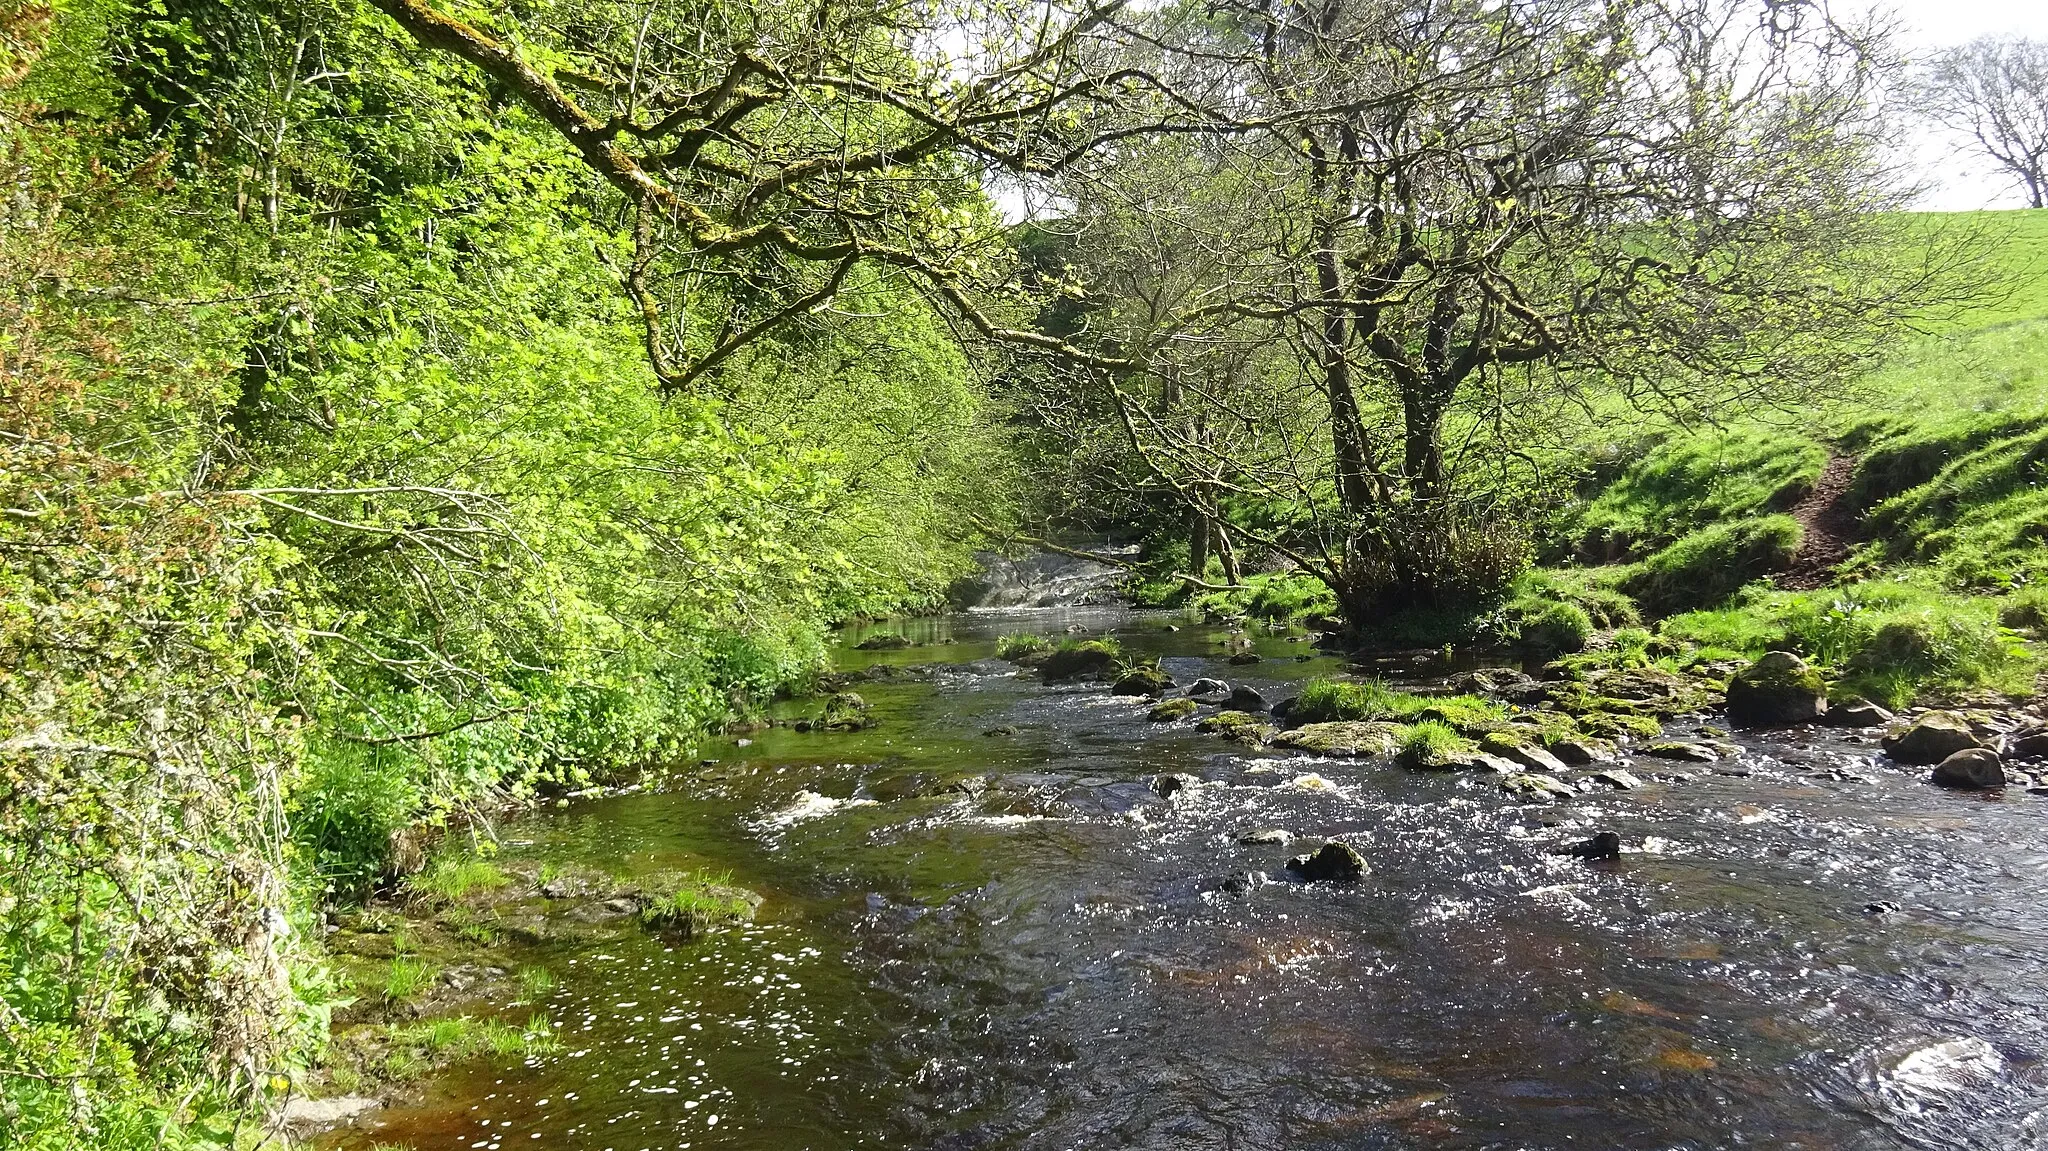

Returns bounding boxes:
[1919,36,2048,209]
[1044,0,1963,622]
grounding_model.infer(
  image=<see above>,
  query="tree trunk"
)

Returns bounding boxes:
[1215,524,1242,584]
[1188,506,1210,580]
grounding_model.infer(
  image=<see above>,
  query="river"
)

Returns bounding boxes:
[322,607,2048,1150]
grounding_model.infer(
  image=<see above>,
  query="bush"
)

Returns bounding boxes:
[1622,515,1802,615]
[1291,677,1428,723]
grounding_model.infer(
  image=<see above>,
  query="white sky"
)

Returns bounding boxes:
[1854,0,2048,209]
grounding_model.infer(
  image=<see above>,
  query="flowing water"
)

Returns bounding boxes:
[324,609,2048,1150]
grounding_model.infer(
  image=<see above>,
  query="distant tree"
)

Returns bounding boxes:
[1919,36,2048,209]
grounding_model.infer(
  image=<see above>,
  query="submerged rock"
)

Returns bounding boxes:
[1236,827,1293,846]
[1284,840,1369,881]
[1725,651,1829,726]
[1930,747,2005,790]
[1147,697,1201,722]
[1586,769,1643,790]
[1228,652,1263,666]
[1883,711,1985,765]
[280,1095,381,1131]
[1270,721,1404,757]
[1152,772,1201,799]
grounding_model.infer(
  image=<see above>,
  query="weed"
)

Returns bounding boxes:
[383,956,437,1003]
[995,633,1054,660]
[402,854,510,905]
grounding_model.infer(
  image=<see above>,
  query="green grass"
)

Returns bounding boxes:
[1291,677,1430,723]
[383,955,437,1003]
[1191,572,1341,623]
[516,965,555,999]
[1396,721,1476,769]
[995,633,1053,660]
[1619,515,1803,616]
[377,1014,559,1081]
[637,872,757,935]
[1570,428,1825,560]
[401,853,510,904]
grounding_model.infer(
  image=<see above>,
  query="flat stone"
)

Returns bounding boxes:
[1502,773,1577,801]
[1270,721,1404,758]
[1827,701,1896,728]
[1641,741,1719,763]
[1588,769,1643,790]
[281,1096,381,1130]
[2009,731,2048,759]
[1550,738,1618,766]
[1480,732,1569,773]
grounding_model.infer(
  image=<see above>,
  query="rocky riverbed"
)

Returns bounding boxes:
[308,607,2048,1151]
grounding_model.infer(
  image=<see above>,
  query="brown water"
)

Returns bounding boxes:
[325,608,2048,1150]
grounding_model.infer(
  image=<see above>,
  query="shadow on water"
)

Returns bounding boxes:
[324,608,2048,1151]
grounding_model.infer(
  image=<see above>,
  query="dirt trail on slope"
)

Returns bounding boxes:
[1780,454,1858,591]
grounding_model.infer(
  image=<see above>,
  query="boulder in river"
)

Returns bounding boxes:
[1152,772,1201,799]
[1882,711,1985,765]
[1284,840,1369,881]
[1236,827,1292,846]
[1147,697,1201,722]
[1502,773,1577,801]
[1554,831,1622,860]
[1930,748,2005,790]
[1111,663,1175,697]
[1186,677,1231,703]
[1586,769,1643,791]
[1040,641,1120,682]
[820,692,873,731]
[1271,721,1404,758]
[1227,685,1268,712]
[1725,651,1829,726]
[2008,731,2048,760]
[1228,652,1263,666]
[854,632,915,650]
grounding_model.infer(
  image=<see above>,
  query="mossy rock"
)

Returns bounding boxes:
[1041,641,1119,682]
[1196,710,1277,744]
[1502,773,1577,801]
[1479,731,1569,773]
[1147,697,1201,722]
[818,691,873,731]
[1640,741,1718,762]
[854,633,915,650]
[1111,663,1176,697]
[1881,711,1985,765]
[1396,722,1482,771]
[1725,651,1828,726]
[1575,711,1664,740]
[1270,721,1406,757]
[630,872,763,938]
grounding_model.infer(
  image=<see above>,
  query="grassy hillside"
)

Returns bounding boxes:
[1525,208,2048,705]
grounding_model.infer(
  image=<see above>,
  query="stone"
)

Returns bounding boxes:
[1228,652,1263,665]
[1725,651,1829,726]
[1269,721,1403,758]
[854,633,914,650]
[1587,769,1643,790]
[819,691,873,731]
[1227,685,1268,712]
[2009,731,2048,759]
[1825,700,1895,728]
[1555,831,1622,860]
[1040,641,1120,681]
[1195,711,1276,744]
[982,724,1018,737]
[280,1095,381,1130]
[1186,677,1231,702]
[1236,827,1292,846]
[1930,747,2005,790]
[1152,772,1201,799]
[1882,711,1985,765]
[1147,698,1201,722]
[1111,664,1175,697]
[1479,732,1568,773]
[1270,694,1300,721]
[1284,840,1369,881]
[1220,870,1267,896]
[1502,773,1577,801]
[1549,738,1618,766]
[1641,741,1719,763]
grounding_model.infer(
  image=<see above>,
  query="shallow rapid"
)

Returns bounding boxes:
[325,609,2048,1150]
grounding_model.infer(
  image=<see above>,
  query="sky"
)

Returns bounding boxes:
[1854,0,2048,209]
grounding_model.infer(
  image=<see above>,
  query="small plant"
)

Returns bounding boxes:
[383,955,438,1003]
[995,633,1053,661]
[637,871,759,937]
[1291,677,1425,723]
[1397,721,1474,769]
[516,965,555,999]
[402,853,510,905]
[439,906,505,947]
